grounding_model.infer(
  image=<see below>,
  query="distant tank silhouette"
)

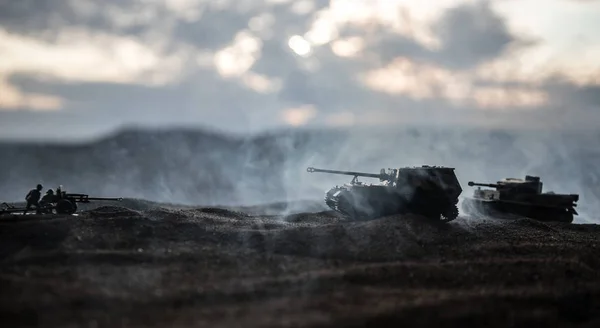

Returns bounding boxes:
[307,165,463,222]
[461,175,579,223]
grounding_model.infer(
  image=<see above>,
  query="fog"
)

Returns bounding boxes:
[0,125,598,224]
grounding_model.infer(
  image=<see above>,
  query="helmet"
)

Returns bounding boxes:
[46,189,54,195]
[36,184,43,190]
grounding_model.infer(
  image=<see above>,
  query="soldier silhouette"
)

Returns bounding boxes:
[24,184,43,215]
[39,189,56,214]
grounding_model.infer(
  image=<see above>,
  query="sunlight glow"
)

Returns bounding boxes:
[288,35,312,57]
[330,37,365,58]
[304,11,340,46]
[213,30,262,77]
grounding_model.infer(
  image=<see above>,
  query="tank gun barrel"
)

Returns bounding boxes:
[468,181,500,188]
[307,167,382,179]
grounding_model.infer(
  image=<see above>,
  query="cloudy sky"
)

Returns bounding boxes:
[0,0,599,141]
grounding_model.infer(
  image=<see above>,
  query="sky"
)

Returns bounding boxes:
[0,0,599,141]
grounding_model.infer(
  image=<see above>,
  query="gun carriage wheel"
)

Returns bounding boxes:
[56,199,77,214]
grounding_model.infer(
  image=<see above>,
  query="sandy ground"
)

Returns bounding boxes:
[1,203,600,328]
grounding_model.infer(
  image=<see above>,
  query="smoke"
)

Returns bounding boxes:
[0,125,598,224]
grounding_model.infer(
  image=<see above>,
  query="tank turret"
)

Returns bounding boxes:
[307,165,463,222]
[462,175,578,223]
[468,175,543,195]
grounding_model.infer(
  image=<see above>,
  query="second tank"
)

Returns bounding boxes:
[461,175,579,223]
[307,165,463,222]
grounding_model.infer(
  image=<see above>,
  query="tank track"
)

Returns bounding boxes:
[462,198,574,223]
[324,186,357,218]
[325,187,459,222]
[440,204,459,222]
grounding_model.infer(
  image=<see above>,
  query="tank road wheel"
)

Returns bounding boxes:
[56,199,77,214]
[559,212,574,224]
[339,198,363,220]
[529,207,574,224]
[550,208,574,223]
[544,209,574,223]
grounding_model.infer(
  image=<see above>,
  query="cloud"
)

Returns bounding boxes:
[0,0,599,140]
[280,105,318,126]
[0,28,187,86]
[0,76,63,111]
[431,1,517,69]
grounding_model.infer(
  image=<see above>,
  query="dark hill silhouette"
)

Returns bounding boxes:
[0,126,599,223]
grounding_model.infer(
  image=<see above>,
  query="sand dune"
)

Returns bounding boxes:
[1,201,599,327]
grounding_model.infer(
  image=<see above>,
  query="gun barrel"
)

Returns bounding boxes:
[468,181,499,188]
[307,167,381,178]
[86,197,123,201]
[64,193,123,202]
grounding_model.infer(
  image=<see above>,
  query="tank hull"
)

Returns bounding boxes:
[325,184,459,222]
[308,165,462,222]
[461,197,575,223]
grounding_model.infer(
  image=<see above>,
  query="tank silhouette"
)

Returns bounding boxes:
[461,175,579,223]
[306,165,463,222]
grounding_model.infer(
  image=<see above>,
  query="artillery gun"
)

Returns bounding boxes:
[461,175,579,223]
[306,165,463,222]
[0,186,123,216]
[44,186,123,214]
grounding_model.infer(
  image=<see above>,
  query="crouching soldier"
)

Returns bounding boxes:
[24,184,43,215]
[39,189,56,214]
